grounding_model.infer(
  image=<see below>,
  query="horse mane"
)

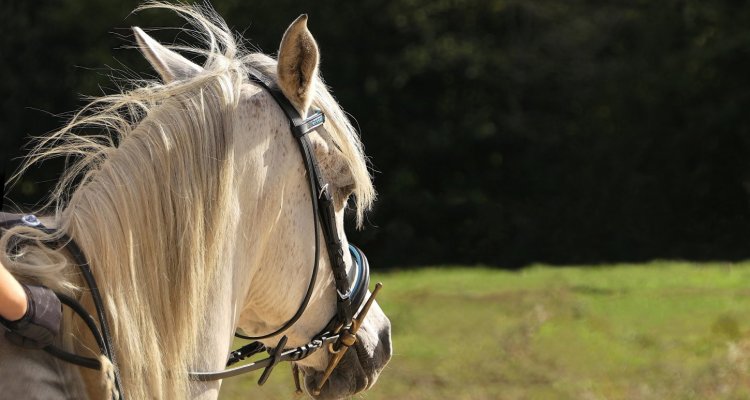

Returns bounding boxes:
[0,2,374,399]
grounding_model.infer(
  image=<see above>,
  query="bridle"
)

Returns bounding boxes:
[191,68,383,394]
[0,68,382,399]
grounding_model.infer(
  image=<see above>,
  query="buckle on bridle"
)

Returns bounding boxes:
[292,110,325,138]
[21,214,41,227]
[336,288,351,300]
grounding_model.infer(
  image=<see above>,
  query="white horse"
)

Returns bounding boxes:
[0,3,391,399]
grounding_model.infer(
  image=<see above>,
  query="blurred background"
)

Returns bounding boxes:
[4,0,750,269]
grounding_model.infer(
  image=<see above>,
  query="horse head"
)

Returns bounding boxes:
[131,7,392,400]
[0,4,390,400]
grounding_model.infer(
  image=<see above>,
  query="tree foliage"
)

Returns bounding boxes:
[2,0,750,268]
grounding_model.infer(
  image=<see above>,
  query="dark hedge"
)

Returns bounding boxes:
[2,0,750,268]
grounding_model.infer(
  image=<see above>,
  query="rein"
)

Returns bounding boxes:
[0,213,124,400]
[0,68,381,398]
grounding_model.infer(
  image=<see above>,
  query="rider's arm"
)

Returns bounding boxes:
[0,260,61,348]
[0,261,27,321]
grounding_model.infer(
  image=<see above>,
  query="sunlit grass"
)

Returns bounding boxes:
[220,262,750,399]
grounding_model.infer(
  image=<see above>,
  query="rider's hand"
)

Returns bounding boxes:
[0,284,61,348]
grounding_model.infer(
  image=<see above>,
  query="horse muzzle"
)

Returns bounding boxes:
[301,298,392,400]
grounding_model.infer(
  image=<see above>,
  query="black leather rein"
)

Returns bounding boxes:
[0,213,125,400]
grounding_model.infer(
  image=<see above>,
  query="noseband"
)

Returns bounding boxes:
[0,68,381,399]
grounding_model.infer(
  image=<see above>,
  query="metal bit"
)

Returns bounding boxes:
[312,282,383,396]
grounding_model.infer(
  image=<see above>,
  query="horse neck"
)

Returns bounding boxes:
[60,102,241,399]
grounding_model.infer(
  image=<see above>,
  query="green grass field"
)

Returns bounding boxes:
[220,262,750,400]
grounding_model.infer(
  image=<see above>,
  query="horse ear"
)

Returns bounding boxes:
[277,15,319,114]
[133,27,203,83]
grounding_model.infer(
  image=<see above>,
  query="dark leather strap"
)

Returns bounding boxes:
[235,69,328,341]
[0,215,124,400]
[242,68,355,337]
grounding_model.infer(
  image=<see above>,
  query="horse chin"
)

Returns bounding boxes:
[300,354,363,399]
[300,326,392,400]
[299,345,373,400]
